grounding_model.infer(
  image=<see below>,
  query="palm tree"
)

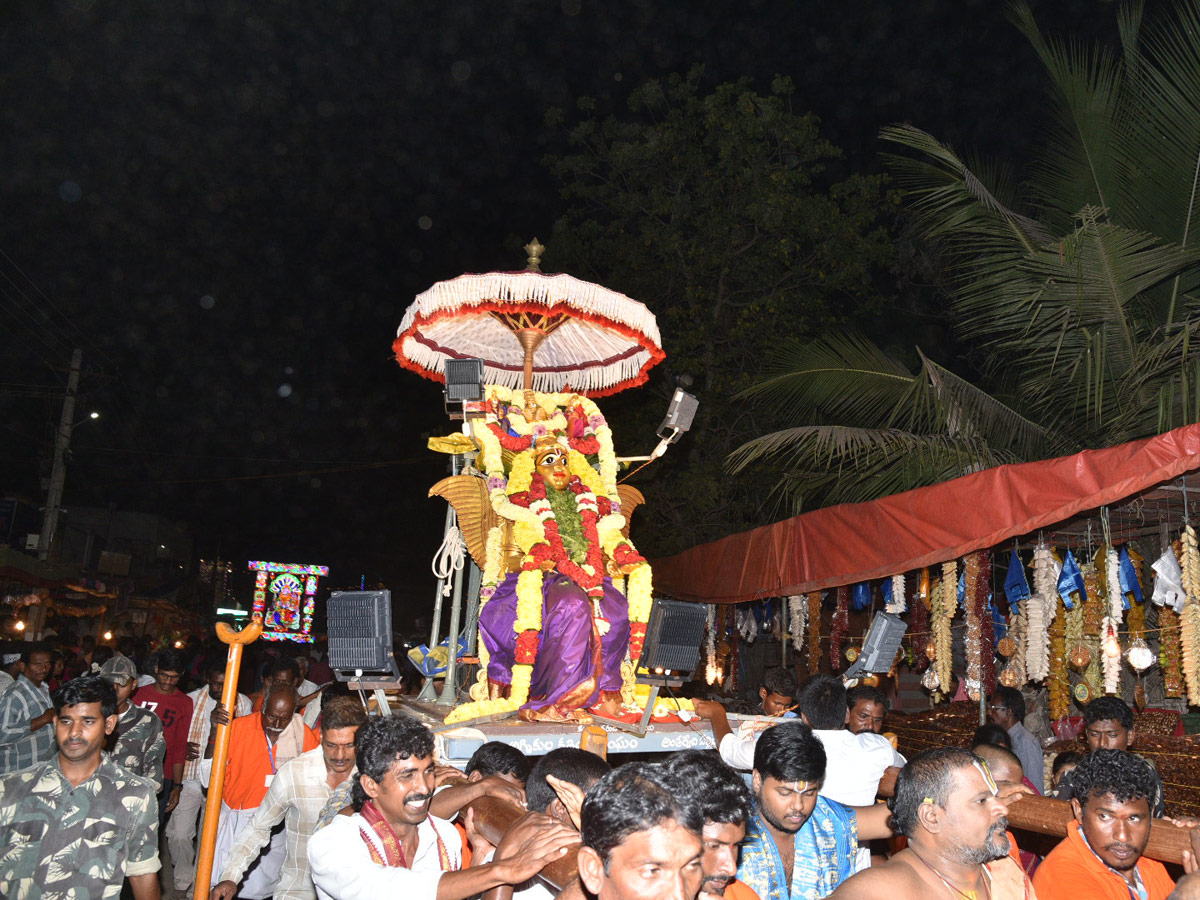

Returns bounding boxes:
[730,0,1200,509]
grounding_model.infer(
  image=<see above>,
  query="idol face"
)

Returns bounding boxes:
[536,445,571,491]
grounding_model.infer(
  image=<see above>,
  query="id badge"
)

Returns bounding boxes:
[264,774,274,788]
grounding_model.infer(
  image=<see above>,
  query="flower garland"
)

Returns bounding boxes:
[1026,542,1055,682]
[831,586,849,671]
[910,573,930,672]
[935,561,956,693]
[1181,526,1200,705]
[788,595,805,654]
[1002,611,1027,687]
[447,387,649,724]
[887,574,907,615]
[1049,597,1069,719]
[976,552,995,693]
[705,604,719,684]
[1082,559,1103,692]
[807,592,822,674]
[1160,606,1184,697]
[964,553,983,698]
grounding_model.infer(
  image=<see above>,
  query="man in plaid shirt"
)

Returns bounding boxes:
[210,696,368,900]
[166,659,252,898]
[0,645,54,774]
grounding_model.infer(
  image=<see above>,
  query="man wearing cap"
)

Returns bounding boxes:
[0,645,24,694]
[0,644,55,774]
[101,654,166,792]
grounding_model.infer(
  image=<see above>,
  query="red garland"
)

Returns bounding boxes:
[629,623,647,662]
[831,586,849,671]
[612,544,645,569]
[486,422,534,452]
[521,543,553,571]
[515,629,540,665]
[975,552,996,693]
[570,435,601,455]
[910,583,930,671]
[526,474,604,595]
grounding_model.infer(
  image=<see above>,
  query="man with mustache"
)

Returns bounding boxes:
[307,715,577,899]
[205,682,318,900]
[0,675,160,899]
[829,747,1027,900]
[663,750,758,900]
[739,721,895,900]
[1033,749,1177,900]
[210,696,368,900]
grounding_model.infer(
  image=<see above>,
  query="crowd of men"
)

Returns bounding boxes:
[2,646,1200,900]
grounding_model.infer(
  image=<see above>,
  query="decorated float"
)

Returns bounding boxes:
[393,241,698,732]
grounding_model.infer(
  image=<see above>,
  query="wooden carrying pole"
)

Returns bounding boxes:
[470,795,581,893]
[876,767,1192,865]
[193,620,261,898]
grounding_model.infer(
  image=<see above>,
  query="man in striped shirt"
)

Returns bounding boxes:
[166,659,252,898]
[0,646,54,774]
[210,696,368,900]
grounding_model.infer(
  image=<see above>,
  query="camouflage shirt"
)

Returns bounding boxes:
[0,753,161,899]
[109,703,166,793]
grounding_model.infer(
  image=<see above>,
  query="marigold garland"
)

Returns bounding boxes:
[831,586,849,671]
[1048,598,1069,720]
[1081,561,1103,690]
[1160,606,1184,697]
[807,592,822,674]
[1181,526,1200,705]
[935,561,956,693]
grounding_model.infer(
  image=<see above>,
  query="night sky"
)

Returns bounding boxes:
[0,0,1115,625]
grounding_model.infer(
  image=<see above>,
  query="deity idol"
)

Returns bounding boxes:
[435,388,653,724]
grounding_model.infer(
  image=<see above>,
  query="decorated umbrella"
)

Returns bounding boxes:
[394,239,664,396]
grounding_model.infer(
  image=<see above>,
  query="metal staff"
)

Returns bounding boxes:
[194,620,261,898]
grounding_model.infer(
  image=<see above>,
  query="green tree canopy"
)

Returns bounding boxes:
[542,70,901,554]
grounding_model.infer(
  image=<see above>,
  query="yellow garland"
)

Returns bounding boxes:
[568,449,610,499]
[515,569,544,632]
[482,525,503,587]
[935,562,956,693]
[1183,525,1200,705]
[964,552,982,695]
[507,452,536,494]
[626,563,653,623]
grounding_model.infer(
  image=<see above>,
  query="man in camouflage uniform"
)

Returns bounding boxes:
[0,675,161,899]
[100,654,166,793]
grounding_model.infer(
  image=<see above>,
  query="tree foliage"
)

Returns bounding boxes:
[731,1,1200,512]
[543,69,900,554]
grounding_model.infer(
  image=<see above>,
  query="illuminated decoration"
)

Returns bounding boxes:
[247,560,330,642]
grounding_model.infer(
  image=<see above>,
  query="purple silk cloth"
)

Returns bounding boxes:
[478,570,630,711]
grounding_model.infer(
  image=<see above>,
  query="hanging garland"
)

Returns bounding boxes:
[831,586,849,671]
[807,592,822,674]
[1048,597,1070,720]
[1026,542,1055,682]
[1160,606,1185,697]
[1181,525,1200,705]
[1100,546,1125,695]
[976,552,995,694]
[1079,561,1102,690]
[910,574,930,672]
[933,560,956,693]
[705,604,719,685]
[964,552,983,699]
[1001,611,1028,687]
[788,595,805,654]
[887,574,907,615]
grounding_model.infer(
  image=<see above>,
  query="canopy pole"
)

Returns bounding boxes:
[194,620,261,898]
[516,329,547,391]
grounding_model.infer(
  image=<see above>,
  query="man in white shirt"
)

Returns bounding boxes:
[167,660,252,898]
[306,715,577,900]
[210,696,367,900]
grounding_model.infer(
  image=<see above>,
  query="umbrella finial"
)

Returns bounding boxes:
[524,237,545,272]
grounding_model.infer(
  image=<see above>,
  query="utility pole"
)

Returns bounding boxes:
[38,348,82,562]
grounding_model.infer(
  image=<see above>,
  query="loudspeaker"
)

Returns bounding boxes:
[843,611,908,679]
[328,590,396,677]
[640,597,707,680]
[657,388,699,440]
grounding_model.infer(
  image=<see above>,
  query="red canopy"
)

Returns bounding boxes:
[651,423,1200,604]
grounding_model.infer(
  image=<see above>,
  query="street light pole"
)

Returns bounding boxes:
[38,348,82,562]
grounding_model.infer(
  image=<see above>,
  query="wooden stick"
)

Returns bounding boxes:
[193,620,261,899]
[877,767,1191,865]
[469,795,581,892]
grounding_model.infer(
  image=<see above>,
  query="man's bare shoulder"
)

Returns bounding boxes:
[829,852,925,900]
